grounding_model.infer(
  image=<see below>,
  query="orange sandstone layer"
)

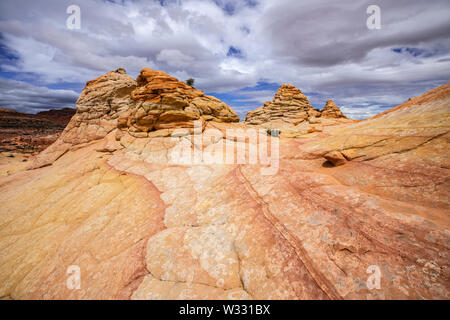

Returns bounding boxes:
[0,70,448,300]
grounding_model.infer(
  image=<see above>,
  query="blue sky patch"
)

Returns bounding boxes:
[227,46,244,58]
[391,47,435,58]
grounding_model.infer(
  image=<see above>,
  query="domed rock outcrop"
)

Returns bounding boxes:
[63,68,137,145]
[1,67,448,301]
[320,100,346,119]
[119,68,239,136]
[244,84,320,125]
[28,68,136,169]
[28,67,240,168]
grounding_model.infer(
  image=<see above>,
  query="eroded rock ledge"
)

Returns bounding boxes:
[244,84,320,125]
[244,84,347,126]
[121,67,239,136]
[321,100,346,119]
[28,68,239,169]
[0,68,448,300]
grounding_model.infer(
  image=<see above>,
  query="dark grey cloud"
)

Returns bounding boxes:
[262,0,450,67]
[0,78,78,113]
[0,0,448,118]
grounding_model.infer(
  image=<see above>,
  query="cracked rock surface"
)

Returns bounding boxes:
[0,71,448,300]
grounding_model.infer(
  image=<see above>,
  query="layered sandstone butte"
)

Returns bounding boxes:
[244,84,349,126]
[321,100,346,118]
[0,69,448,300]
[244,84,352,138]
[29,68,239,169]
[244,84,320,125]
[123,68,239,135]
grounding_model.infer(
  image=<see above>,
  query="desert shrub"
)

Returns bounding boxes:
[186,78,195,87]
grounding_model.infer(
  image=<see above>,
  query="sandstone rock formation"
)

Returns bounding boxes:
[321,100,346,118]
[244,84,349,126]
[301,82,450,208]
[61,68,137,146]
[24,68,136,169]
[0,70,448,300]
[244,84,352,138]
[124,68,239,134]
[244,84,320,125]
[28,68,239,169]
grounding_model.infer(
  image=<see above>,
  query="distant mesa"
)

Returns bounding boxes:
[244,83,347,125]
[0,107,75,154]
[35,108,77,125]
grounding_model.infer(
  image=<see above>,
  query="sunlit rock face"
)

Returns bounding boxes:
[320,100,346,119]
[244,84,353,138]
[244,84,320,125]
[301,83,450,209]
[122,67,239,135]
[0,68,448,300]
[28,68,239,169]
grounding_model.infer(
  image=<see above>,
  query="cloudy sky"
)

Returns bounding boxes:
[0,0,449,119]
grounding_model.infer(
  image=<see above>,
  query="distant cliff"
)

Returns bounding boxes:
[0,107,75,153]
